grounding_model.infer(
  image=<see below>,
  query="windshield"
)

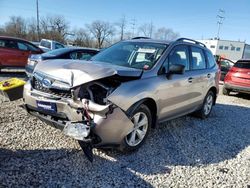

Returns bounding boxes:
[91,41,168,70]
[43,48,70,56]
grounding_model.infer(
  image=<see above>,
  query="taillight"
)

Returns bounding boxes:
[228,67,237,73]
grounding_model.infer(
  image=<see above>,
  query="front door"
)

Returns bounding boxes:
[157,45,197,121]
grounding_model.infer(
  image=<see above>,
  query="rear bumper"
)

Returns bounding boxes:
[224,82,250,93]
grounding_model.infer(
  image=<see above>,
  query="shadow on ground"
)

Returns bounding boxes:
[0,103,249,186]
[229,92,250,100]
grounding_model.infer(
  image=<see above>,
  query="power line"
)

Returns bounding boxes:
[216,9,225,39]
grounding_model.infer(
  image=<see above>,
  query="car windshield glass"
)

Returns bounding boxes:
[43,48,70,56]
[91,41,168,70]
[234,61,250,69]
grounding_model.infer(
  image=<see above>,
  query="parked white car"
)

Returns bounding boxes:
[39,39,65,52]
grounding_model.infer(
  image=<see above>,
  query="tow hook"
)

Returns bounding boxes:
[78,141,93,162]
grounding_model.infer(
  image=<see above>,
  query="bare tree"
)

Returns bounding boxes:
[138,22,154,38]
[39,15,69,43]
[27,18,38,41]
[73,28,93,47]
[154,27,180,40]
[4,16,27,38]
[116,15,127,41]
[87,20,115,48]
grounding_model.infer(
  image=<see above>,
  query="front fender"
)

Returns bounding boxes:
[107,77,159,113]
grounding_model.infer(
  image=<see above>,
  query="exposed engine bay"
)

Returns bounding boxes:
[76,77,120,105]
[72,75,138,105]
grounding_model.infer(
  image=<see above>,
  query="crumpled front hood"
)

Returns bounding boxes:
[34,59,142,87]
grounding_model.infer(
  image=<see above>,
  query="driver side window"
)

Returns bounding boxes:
[163,45,190,72]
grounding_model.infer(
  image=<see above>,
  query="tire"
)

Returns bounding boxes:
[122,104,152,152]
[222,87,231,96]
[194,91,215,119]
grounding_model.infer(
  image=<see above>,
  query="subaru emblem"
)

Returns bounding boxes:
[42,78,52,88]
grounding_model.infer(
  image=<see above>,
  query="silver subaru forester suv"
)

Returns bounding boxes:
[23,38,219,161]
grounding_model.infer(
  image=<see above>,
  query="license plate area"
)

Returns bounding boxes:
[36,101,57,113]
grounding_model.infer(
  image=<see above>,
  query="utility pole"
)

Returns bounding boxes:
[130,18,136,38]
[216,9,225,39]
[36,0,40,41]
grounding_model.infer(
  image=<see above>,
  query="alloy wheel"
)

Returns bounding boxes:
[204,94,213,115]
[125,112,149,147]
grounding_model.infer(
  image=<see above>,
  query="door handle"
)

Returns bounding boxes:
[207,74,211,78]
[188,77,193,83]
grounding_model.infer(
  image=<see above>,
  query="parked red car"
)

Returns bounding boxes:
[0,36,43,71]
[223,59,250,95]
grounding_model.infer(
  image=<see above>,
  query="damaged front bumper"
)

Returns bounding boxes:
[23,81,134,147]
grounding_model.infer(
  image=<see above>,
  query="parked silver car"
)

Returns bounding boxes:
[23,38,220,161]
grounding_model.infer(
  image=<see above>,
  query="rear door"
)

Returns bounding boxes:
[0,39,24,67]
[16,41,32,66]
[188,46,210,106]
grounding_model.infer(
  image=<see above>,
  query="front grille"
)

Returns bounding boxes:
[32,77,72,99]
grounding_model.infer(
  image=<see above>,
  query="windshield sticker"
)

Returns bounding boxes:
[137,48,156,53]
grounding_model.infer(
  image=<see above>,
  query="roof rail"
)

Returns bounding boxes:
[132,37,151,40]
[176,38,206,47]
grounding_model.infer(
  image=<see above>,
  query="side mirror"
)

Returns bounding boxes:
[169,64,185,74]
[166,64,185,78]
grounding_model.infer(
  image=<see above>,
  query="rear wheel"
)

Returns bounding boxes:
[122,104,151,152]
[222,87,231,96]
[194,91,215,119]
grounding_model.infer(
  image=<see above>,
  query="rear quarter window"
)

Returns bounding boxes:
[205,50,216,68]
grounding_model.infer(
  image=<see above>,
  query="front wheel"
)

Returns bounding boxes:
[122,104,152,152]
[194,91,215,119]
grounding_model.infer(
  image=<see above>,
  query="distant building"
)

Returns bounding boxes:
[198,39,250,61]
[243,44,250,59]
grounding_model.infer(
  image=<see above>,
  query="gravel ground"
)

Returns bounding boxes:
[0,73,250,187]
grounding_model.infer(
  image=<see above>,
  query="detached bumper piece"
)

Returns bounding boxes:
[63,122,94,162]
[63,122,91,141]
[78,140,94,162]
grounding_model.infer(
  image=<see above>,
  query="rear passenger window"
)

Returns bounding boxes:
[17,42,29,51]
[191,47,206,70]
[168,45,190,71]
[70,51,93,60]
[55,43,64,49]
[205,51,216,68]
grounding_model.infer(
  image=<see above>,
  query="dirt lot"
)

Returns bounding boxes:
[0,72,249,187]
